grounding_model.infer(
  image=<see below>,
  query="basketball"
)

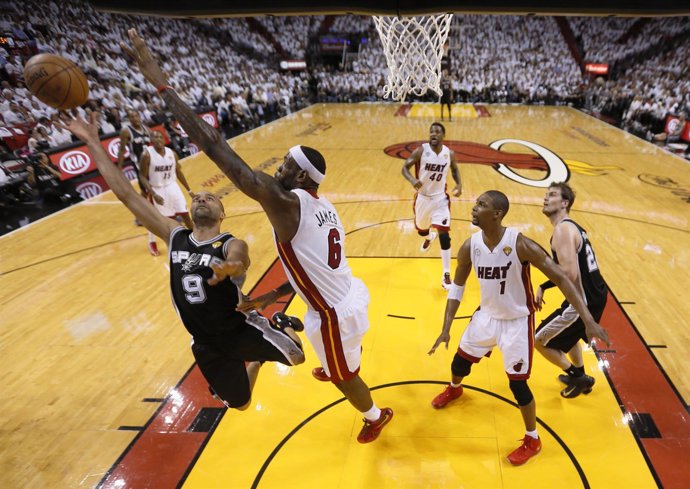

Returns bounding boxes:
[23,54,89,110]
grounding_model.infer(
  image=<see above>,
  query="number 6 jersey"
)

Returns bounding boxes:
[169,227,246,340]
[275,189,353,311]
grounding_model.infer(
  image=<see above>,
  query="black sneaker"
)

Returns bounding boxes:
[272,312,304,332]
[560,375,595,398]
[558,374,575,385]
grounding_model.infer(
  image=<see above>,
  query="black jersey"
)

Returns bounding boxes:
[551,219,607,308]
[440,79,452,103]
[169,227,247,340]
[125,123,151,166]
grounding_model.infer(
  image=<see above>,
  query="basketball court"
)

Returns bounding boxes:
[1,103,688,488]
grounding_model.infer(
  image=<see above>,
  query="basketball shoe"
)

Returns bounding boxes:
[357,407,394,443]
[431,384,463,408]
[442,272,452,290]
[420,230,437,252]
[272,312,304,332]
[148,241,160,256]
[312,367,330,382]
[560,374,595,398]
[507,435,541,465]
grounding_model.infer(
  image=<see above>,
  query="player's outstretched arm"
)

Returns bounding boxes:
[121,29,287,212]
[449,150,462,197]
[429,238,473,355]
[209,238,250,286]
[57,113,177,243]
[236,281,295,312]
[517,234,610,345]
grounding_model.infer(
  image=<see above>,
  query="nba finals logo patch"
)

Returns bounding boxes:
[212,241,222,249]
[503,246,512,256]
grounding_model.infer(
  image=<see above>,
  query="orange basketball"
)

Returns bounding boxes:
[23,53,89,110]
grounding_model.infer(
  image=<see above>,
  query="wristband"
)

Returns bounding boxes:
[157,85,174,94]
[540,280,555,290]
[447,283,465,302]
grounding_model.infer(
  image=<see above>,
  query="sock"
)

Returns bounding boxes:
[450,381,462,388]
[362,404,382,422]
[525,429,539,440]
[148,231,156,243]
[441,248,451,274]
[564,364,583,378]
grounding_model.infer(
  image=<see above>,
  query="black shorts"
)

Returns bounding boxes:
[535,299,606,352]
[192,314,302,408]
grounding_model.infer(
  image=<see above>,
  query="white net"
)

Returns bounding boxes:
[373,14,453,102]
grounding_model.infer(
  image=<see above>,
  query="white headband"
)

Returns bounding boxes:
[289,145,324,184]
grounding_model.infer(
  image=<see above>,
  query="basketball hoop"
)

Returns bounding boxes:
[373,13,453,102]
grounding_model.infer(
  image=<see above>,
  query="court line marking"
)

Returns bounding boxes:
[250,380,590,489]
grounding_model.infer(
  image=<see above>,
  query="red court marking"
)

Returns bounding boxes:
[598,291,690,489]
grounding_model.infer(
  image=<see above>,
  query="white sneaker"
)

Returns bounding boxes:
[442,272,452,290]
[420,230,437,253]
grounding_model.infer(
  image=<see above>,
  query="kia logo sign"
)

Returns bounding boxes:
[202,113,215,126]
[76,181,103,199]
[108,138,130,159]
[59,150,92,175]
[123,166,138,181]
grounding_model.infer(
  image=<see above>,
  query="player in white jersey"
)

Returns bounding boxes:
[139,130,193,256]
[122,29,393,444]
[429,190,610,466]
[402,122,461,289]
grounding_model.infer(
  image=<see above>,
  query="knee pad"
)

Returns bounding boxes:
[439,232,451,250]
[509,380,534,406]
[451,353,472,377]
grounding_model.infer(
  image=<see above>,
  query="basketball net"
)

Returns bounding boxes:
[373,14,453,102]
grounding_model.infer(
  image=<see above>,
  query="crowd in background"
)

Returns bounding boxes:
[1,0,689,219]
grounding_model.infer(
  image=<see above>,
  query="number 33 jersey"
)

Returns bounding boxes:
[470,227,535,320]
[416,143,451,197]
[169,227,246,339]
[275,189,352,311]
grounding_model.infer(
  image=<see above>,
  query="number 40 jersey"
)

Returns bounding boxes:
[275,189,353,311]
[169,227,246,340]
[417,143,451,197]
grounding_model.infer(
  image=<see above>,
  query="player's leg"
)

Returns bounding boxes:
[305,282,393,443]
[500,315,542,465]
[447,102,452,121]
[430,194,452,288]
[432,310,494,408]
[415,194,436,252]
[536,305,594,397]
[191,341,256,410]
[242,311,305,366]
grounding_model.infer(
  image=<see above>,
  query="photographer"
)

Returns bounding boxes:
[24,153,79,205]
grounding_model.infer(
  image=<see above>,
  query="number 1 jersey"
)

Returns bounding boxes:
[169,227,246,340]
[275,189,352,311]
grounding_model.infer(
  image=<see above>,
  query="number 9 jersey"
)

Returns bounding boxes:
[169,227,246,340]
[275,189,353,311]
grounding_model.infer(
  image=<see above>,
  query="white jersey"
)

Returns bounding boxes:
[275,189,352,311]
[145,146,177,188]
[470,227,535,320]
[416,143,451,196]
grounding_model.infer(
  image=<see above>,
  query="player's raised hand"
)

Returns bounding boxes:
[121,29,169,89]
[535,286,545,311]
[208,260,245,285]
[55,111,100,143]
[428,331,451,355]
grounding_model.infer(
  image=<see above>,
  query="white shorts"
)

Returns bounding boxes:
[303,277,370,383]
[458,309,535,380]
[414,192,451,232]
[151,183,188,217]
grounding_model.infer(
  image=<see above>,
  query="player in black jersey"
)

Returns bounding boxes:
[57,113,305,411]
[535,182,608,398]
[439,70,453,121]
[117,109,151,197]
